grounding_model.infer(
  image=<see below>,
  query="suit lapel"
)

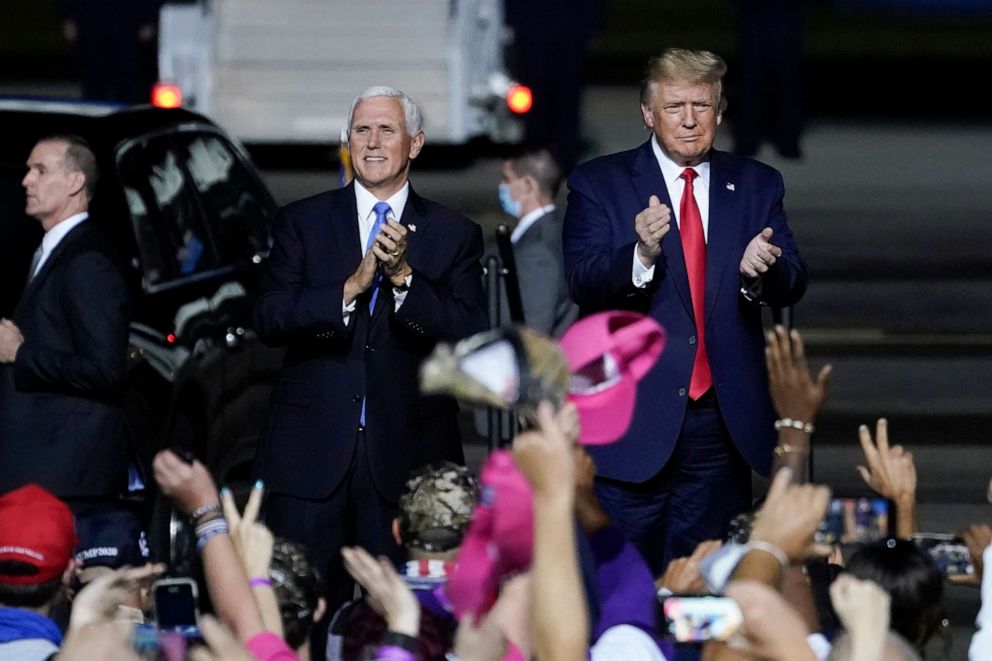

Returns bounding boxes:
[15,222,88,315]
[330,183,363,267]
[704,151,738,322]
[630,141,693,318]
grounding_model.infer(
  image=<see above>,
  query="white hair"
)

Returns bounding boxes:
[346,86,423,138]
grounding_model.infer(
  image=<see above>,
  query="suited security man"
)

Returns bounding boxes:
[0,135,130,502]
[253,87,488,616]
[497,148,577,338]
[563,49,807,573]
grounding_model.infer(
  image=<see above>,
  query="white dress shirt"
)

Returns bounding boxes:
[342,181,412,324]
[511,203,556,244]
[31,211,89,278]
[632,136,711,287]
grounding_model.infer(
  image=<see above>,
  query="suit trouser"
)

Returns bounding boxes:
[264,429,402,661]
[594,391,753,577]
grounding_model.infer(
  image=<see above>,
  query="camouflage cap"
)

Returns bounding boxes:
[399,462,479,553]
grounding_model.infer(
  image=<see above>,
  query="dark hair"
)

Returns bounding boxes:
[38,134,100,199]
[844,539,947,652]
[0,560,62,609]
[341,599,453,661]
[505,147,563,198]
[270,539,320,649]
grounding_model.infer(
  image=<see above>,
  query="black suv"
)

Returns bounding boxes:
[0,100,281,557]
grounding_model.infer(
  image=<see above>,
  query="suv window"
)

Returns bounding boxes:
[118,135,219,287]
[117,130,273,289]
[175,133,271,265]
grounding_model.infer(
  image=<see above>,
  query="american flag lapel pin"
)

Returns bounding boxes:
[726,182,735,191]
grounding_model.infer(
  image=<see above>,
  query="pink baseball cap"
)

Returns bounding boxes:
[445,450,533,619]
[558,311,666,445]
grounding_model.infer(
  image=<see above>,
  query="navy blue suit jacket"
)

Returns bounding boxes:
[253,184,488,502]
[563,142,807,481]
[0,221,130,498]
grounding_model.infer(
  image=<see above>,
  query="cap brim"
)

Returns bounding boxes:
[569,375,637,445]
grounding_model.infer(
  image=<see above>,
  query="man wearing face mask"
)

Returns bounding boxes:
[498,148,577,338]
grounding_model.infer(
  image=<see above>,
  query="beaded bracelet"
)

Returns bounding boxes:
[196,519,230,553]
[190,503,222,520]
[773,417,815,434]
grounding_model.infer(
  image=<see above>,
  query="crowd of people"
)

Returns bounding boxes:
[1,46,990,661]
[3,325,992,660]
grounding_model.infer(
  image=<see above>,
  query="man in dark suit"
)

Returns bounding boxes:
[253,87,488,615]
[498,148,577,338]
[563,49,807,573]
[0,135,130,503]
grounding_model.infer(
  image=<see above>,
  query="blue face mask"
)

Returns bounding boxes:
[498,183,521,218]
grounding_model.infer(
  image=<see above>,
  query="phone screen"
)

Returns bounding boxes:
[661,596,742,642]
[154,580,198,630]
[816,497,892,545]
[911,533,975,577]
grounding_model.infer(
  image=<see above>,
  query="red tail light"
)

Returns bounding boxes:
[506,85,533,114]
[152,83,183,109]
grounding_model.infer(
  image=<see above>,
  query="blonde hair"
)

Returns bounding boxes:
[639,48,728,113]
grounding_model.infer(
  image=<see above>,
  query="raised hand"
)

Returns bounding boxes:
[856,419,916,505]
[221,483,272,579]
[657,539,723,594]
[829,574,891,660]
[765,325,831,424]
[342,546,420,636]
[749,468,831,563]
[152,450,220,516]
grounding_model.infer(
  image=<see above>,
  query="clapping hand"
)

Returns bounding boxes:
[634,195,671,265]
[740,228,782,278]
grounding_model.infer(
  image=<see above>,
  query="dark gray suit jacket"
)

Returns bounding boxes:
[511,211,577,338]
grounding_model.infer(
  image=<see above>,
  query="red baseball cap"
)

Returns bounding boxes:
[445,450,533,618]
[0,484,77,585]
[559,311,666,445]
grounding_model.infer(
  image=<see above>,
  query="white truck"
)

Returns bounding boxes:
[156,0,527,145]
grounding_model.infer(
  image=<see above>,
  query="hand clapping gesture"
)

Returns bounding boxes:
[634,195,671,265]
[740,227,783,278]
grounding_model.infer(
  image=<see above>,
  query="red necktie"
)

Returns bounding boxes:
[680,168,712,399]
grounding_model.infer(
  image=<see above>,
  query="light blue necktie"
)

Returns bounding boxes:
[360,201,392,426]
[365,201,392,312]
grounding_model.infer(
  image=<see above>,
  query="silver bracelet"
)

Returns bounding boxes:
[774,418,814,434]
[743,540,790,572]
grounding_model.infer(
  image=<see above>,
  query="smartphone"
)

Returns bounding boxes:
[153,577,199,633]
[911,533,975,577]
[661,596,743,643]
[816,497,893,545]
